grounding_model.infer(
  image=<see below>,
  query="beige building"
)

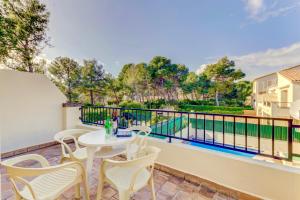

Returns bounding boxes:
[252,65,300,118]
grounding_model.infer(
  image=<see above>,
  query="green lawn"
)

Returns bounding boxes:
[178,105,252,114]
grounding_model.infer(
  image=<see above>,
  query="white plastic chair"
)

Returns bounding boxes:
[1,154,90,200]
[54,129,91,163]
[96,146,161,200]
[125,126,152,160]
[54,129,126,164]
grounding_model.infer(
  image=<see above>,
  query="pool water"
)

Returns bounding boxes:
[188,142,256,158]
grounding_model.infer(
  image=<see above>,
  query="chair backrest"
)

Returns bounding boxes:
[1,154,50,172]
[126,125,152,136]
[127,125,152,146]
[54,129,91,141]
[125,126,152,160]
[54,129,91,158]
[125,146,161,169]
[120,146,160,191]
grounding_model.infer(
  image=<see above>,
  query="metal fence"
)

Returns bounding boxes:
[80,106,300,161]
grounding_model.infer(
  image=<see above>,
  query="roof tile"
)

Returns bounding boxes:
[279,65,300,82]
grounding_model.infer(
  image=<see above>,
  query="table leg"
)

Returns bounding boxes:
[86,146,98,172]
[96,158,103,200]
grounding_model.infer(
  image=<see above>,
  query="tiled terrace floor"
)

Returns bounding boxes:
[1,145,241,200]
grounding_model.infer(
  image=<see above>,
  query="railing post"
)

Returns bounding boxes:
[79,106,82,121]
[258,118,261,154]
[233,116,236,148]
[212,115,215,144]
[271,119,275,157]
[288,119,293,161]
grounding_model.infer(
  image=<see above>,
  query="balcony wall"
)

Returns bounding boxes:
[0,70,67,152]
[146,138,300,200]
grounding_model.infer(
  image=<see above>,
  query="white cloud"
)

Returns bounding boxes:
[244,0,300,22]
[195,64,207,75]
[245,0,265,18]
[195,42,300,80]
[232,42,300,80]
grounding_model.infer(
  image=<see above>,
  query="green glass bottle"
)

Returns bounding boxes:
[104,116,112,137]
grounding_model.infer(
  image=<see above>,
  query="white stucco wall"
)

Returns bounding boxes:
[292,83,300,102]
[0,70,67,152]
[289,81,300,119]
[277,73,293,103]
[63,106,82,130]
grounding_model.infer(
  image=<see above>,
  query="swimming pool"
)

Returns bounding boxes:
[188,141,256,158]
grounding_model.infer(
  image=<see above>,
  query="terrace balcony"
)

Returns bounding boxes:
[1,70,300,200]
[1,144,253,200]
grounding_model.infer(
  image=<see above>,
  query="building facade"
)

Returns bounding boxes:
[252,65,300,118]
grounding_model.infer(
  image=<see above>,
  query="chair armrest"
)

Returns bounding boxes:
[11,176,37,199]
[102,158,120,169]
[60,136,78,158]
[102,157,146,171]
[4,161,85,177]
[61,135,80,149]
[102,159,128,173]
[1,154,50,167]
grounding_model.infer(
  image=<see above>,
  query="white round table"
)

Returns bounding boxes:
[78,128,136,172]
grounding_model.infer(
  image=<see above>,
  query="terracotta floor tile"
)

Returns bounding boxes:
[172,191,194,200]
[132,187,152,200]
[199,183,217,199]
[179,180,200,193]
[156,190,174,200]
[160,181,178,196]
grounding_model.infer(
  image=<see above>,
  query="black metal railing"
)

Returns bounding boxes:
[80,106,298,161]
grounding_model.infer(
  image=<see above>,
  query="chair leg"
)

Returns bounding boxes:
[96,179,104,200]
[75,183,81,199]
[82,176,90,200]
[15,194,22,200]
[150,177,156,200]
[118,190,131,200]
[60,157,67,164]
[96,159,104,200]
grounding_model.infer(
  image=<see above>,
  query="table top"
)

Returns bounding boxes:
[78,128,136,147]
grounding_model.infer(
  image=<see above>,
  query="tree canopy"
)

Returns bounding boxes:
[203,57,245,106]
[147,56,189,100]
[45,55,250,107]
[80,59,106,105]
[48,57,81,103]
[0,0,49,72]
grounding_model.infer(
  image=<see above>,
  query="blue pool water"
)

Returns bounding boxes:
[188,142,256,158]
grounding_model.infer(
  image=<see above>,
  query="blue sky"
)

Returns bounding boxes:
[41,0,300,80]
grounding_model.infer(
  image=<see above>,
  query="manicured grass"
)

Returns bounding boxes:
[179,104,253,114]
